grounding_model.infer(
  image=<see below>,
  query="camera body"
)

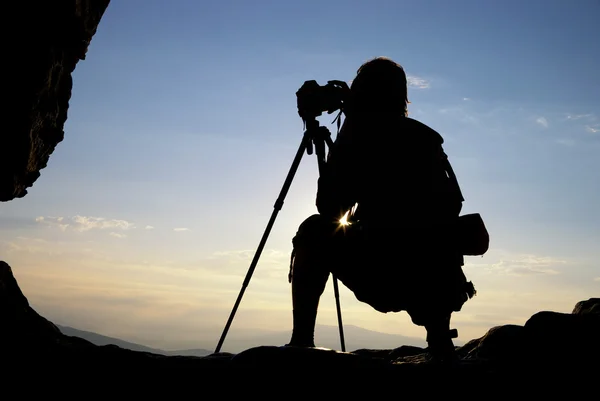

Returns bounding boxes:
[296,80,348,121]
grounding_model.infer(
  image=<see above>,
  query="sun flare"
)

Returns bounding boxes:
[339,210,350,226]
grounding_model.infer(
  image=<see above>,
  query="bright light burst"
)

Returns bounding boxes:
[339,210,350,226]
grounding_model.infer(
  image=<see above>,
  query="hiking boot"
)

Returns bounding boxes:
[426,324,459,364]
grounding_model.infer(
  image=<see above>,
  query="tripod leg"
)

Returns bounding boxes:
[332,275,346,352]
[313,126,346,351]
[214,133,312,354]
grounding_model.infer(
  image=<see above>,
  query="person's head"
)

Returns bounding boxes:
[350,57,409,116]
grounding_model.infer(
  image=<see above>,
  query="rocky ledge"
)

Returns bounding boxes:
[2,0,111,201]
[1,260,598,388]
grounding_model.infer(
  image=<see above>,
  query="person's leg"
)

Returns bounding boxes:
[408,262,474,362]
[286,215,332,347]
[407,304,458,362]
[424,313,458,362]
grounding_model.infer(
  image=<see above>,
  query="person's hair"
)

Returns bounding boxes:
[350,56,409,116]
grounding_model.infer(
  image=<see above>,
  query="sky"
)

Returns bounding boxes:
[1,0,599,352]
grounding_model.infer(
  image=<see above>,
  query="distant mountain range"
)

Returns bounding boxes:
[57,323,430,355]
[224,324,430,352]
[57,325,213,357]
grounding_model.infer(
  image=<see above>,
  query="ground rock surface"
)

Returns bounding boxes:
[1,260,598,389]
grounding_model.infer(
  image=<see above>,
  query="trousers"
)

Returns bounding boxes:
[289,214,474,327]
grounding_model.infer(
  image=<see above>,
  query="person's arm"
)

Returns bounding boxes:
[315,124,359,220]
[315,169,355,220]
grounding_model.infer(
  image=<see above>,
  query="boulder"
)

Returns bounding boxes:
[1,0,111,201]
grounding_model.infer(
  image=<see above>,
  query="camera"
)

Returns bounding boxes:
[296,80,349,121]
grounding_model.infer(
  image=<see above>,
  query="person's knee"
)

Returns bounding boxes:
[293,214,330,248]
[289,214,335,286]
[296,214,327,234]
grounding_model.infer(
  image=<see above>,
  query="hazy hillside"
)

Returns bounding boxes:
[57,325,212,357]
[222,324,429,352]
[57,323,431,354]
[191,324,431,353]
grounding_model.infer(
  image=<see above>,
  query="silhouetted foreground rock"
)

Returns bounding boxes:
[1,261,598,387]
[2,0,111,201]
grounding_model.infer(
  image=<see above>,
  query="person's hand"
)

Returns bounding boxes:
[327,80,350,94]
[327,80,352,117]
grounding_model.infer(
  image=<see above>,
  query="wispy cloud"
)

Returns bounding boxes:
[71,216,135,231]
[594,277,600,282]
[173,227,190,232]
[35,216,69,231]
[145,225,154,230]
[536,117,549,128]
[585,125,599,134]
[489,255,566,276]
[109,232,127,239]
[563,113,598,136]
[407,75,430,89]
[566,113,594,121]
[36,215,135,232]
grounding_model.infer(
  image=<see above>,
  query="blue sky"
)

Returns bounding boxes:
[1,0,599,351]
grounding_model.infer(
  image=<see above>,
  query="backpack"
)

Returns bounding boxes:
[442,149,490,256]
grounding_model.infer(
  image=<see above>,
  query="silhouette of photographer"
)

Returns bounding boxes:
[287,57,489,361]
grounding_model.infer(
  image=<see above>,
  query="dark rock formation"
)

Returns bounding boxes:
[2,259,598,389]
[1,0,111,202]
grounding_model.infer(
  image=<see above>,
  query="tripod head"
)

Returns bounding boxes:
[296,80,347,168]
[298,115,335,180]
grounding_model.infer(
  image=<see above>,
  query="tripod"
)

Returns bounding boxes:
[214,117,346,353]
